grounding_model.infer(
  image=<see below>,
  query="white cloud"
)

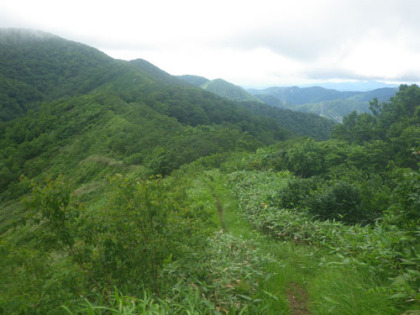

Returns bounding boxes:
[1,0,420,86]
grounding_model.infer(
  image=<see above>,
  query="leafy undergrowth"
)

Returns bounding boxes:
[2,165,417,314]
[226,169,419,313]
[62,168,412,314]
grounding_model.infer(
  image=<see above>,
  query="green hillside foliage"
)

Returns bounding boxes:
[250,85,397,117]
[333,84,420,168]
[177,74,209,87]
[0,30,419,314]
[249,86,360,106]
[201,78,262,103]
[177,76,336,140]
[0,29,123,121]
[241,101,335,140]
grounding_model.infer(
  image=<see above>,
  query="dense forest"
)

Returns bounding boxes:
[0,29,419,314]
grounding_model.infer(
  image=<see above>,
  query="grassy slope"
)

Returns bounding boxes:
[206,169,397,314]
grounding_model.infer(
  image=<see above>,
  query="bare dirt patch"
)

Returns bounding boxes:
[286,282,310,315]
[212,192,227,231]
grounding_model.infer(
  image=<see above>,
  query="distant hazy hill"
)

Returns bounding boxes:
[177,75,209,87]
[248,86,360,106]
[248,85,397,119]
[178,76,262,103]
[302,80,399,91]
[201,79,263,103]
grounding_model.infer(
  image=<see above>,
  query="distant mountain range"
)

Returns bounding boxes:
[247,86,397,122]
[178,74,398,122]
[301,81,399,91]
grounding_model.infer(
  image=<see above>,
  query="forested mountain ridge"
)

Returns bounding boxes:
[176,75,335,139]
[200,78,262,103]
[1,81,419,314]
[0,29,297,195]
[177,74,396,123]
[248,85,397,117]
[176,74,209,87]
[248,86,361,106]
[0,28,123,121]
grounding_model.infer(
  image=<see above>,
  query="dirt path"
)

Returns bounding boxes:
[286,282,310,315]
[212,192,226,231]
[208,174,311,314]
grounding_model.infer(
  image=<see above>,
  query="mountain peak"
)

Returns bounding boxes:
[0,28,60,44]
[200,78,262,103]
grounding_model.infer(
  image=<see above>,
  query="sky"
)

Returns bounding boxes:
[1,0,420,87]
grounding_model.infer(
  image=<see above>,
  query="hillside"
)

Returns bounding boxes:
[1,29,304,196]
[248,86,360,106]
[0,28,124,121]
[177,74,209,87]
[200,78,262,103]
[1,29,418,314]
[302,80,398,91]
[176,75,335,139]
[249,85,397,118]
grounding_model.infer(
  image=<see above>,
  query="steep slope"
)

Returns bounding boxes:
[0,28,296,139]
[0,28,124,121]
[129,59,190,87]
[241,102,335,140]
[0,29,341,198]
[0,29,300,197]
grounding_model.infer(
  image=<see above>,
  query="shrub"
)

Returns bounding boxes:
[307,181,362,224]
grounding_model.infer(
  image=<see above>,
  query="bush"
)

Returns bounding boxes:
[277,177,320,209]
[307,181,362,224]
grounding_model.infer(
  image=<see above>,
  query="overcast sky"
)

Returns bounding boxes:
[1,0,420,87]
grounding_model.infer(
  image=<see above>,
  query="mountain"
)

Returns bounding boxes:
[0,28,123,121]
[1,29,418,314]
[248,85,397,120]
[0,28,335,196]
[178,76,335,138]
[177,76,263,103]
[248,86,361,106]
[177,74,209,87]
[201,78,263,103]
[301,80,399,91]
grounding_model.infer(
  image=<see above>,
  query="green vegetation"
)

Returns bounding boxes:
[177,75,336,140]
[249,85,397,117]
[0,29,419,314]
[200,78,262,103]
